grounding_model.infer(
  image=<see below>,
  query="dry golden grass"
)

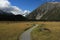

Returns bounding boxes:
[1,21,60,40]
[0,22,34,40]
[31,22,60,40]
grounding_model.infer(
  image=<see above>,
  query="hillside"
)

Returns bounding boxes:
[0,10,27,21]
[27,2,60,21]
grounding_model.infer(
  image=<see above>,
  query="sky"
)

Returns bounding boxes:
[9,0,60,11]
[0,0,60,16]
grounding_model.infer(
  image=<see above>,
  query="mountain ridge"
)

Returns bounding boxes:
[0,10,27,21]
[27,2,60,21]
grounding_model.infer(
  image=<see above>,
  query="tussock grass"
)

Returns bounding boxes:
[31,22,60,40]
[0,22,33,40]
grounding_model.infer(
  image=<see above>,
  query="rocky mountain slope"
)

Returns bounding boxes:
[27,2,60,21]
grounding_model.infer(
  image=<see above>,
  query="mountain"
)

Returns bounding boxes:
[0,10,27,21]
[27,2,60,21]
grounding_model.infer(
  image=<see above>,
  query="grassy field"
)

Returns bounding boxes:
[0,21,34,40]
[0,21,60,40]
[31,22,60,40]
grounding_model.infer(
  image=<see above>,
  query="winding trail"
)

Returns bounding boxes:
[19,24,38,40]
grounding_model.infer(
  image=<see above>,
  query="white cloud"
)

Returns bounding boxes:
[0,0,30,16]
[0,0,10,9]
[11,6,23,15]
